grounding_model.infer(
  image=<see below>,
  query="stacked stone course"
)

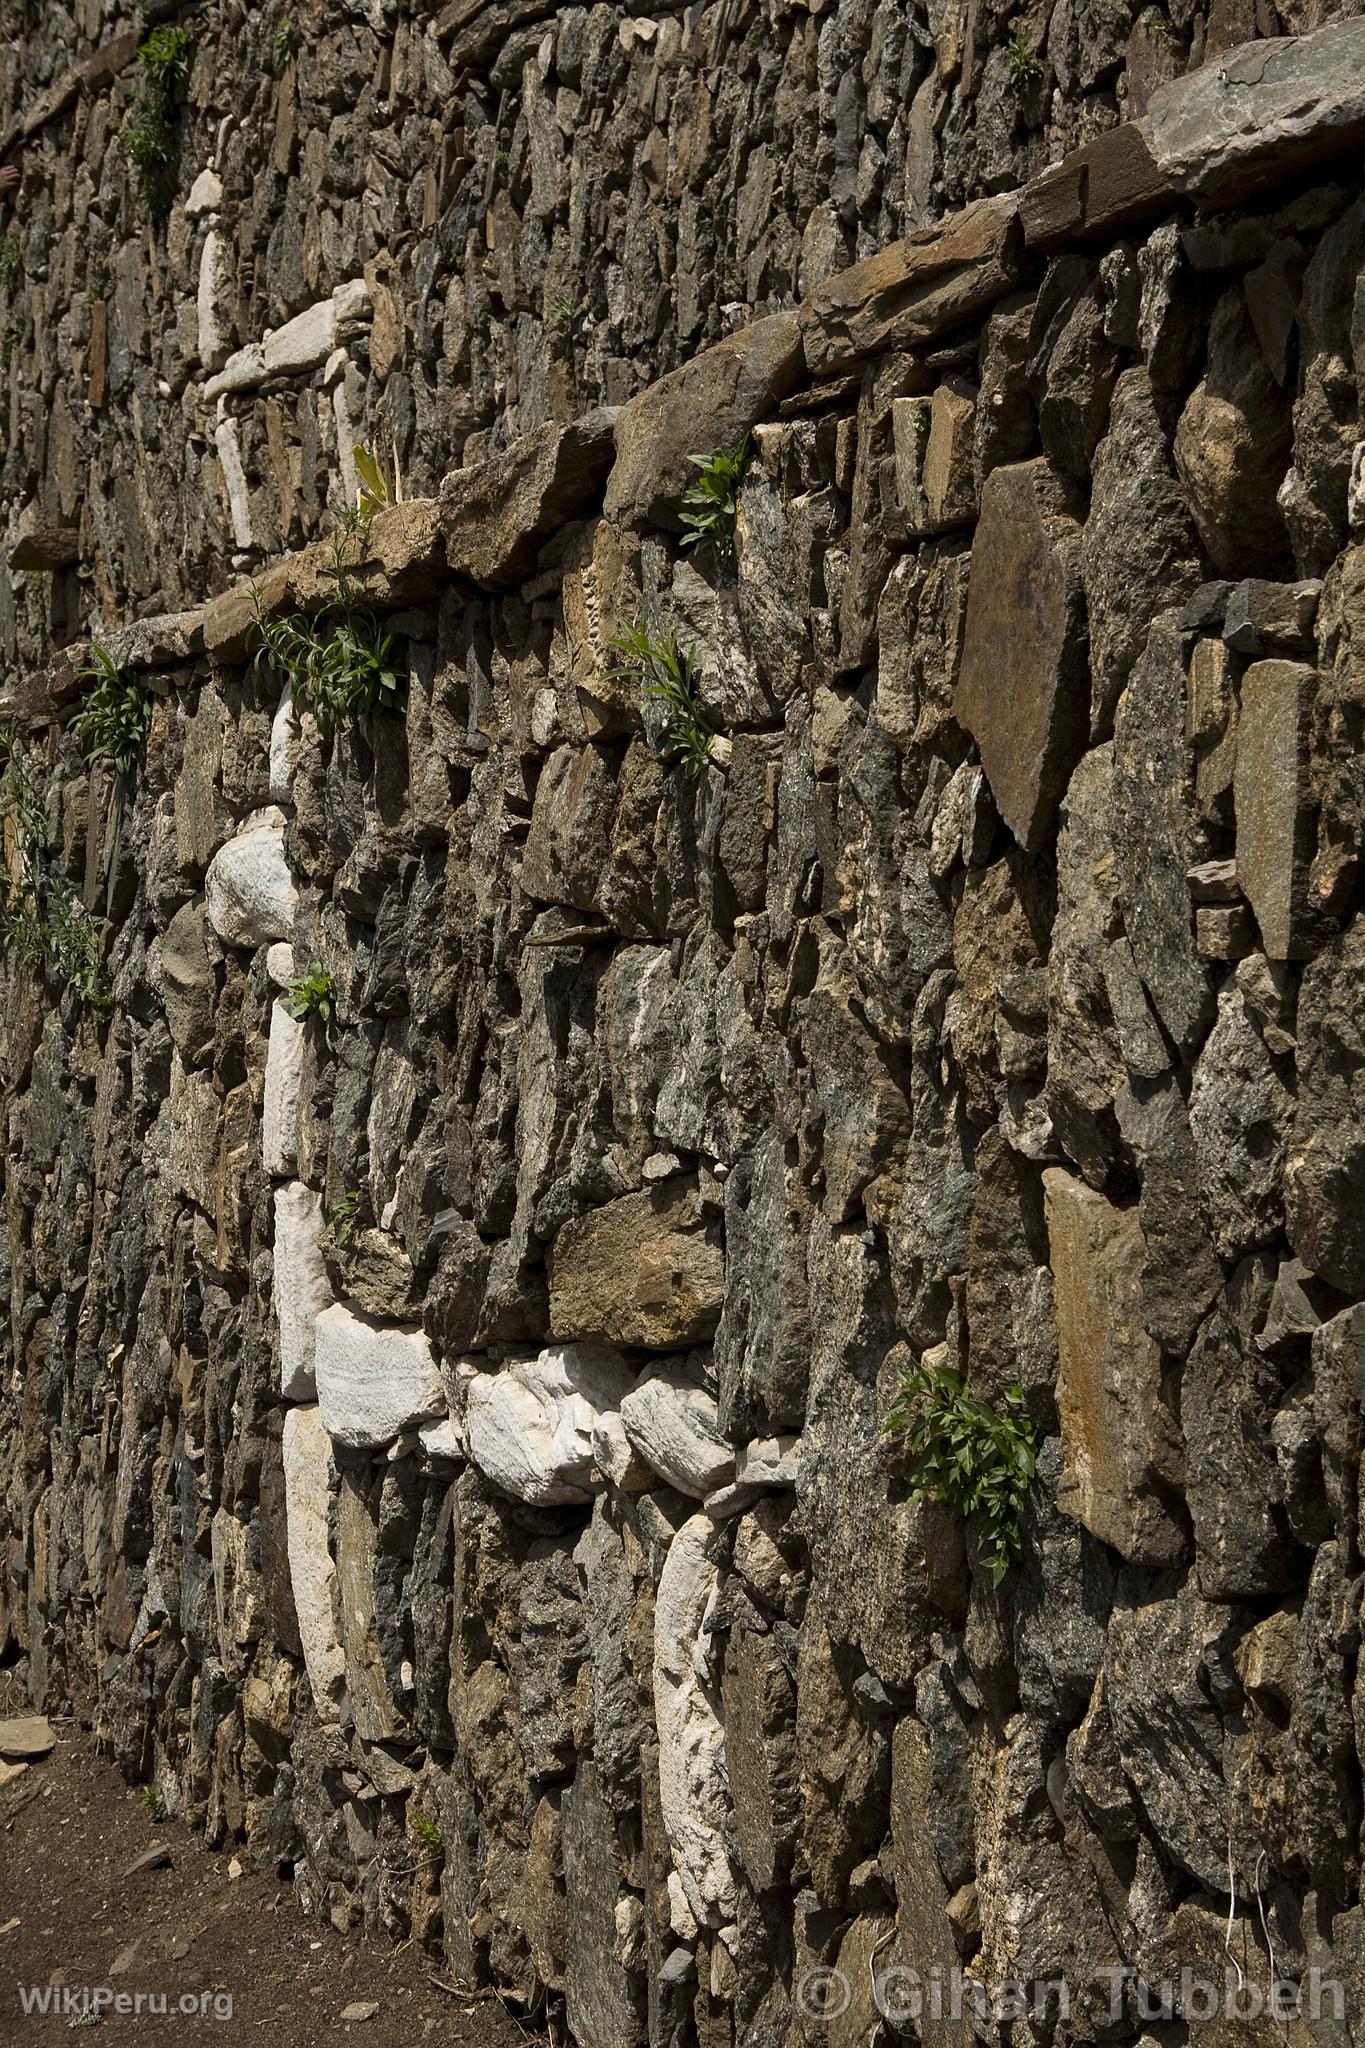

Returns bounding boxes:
[4,10,1365,2048]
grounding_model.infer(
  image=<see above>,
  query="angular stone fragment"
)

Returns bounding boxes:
[955,460,1088,853]
[1043,1170,1187,1564]
[281,1405,344,1723]
[1021,124,1172,249]
[262,999,306,1179]
[1189,985,1293,1258]
[619,1359,734,1499]
[1174,288,1292,576]
[8,527,79,571]
[204,810,297,949]
[313,1303,445,1450]
[1112,616,1213,1057]
[1223,578,1321,657]
[562,1761,646,2048]
[800,196,1024,375]
[1182,1278,1299,1601]
[442,411,618,588]
[921,376,978,530]
[1286,920,1365,1292]
[549,1177,724,1349]
[653,1515,735,1928]
[1233,659,1315,960]
[1141,20,1365,209]
[273,1184,332,1401]
[464,1343,634,1507]
[1081,368,1204,736]
[155,899,216,1067]
[604,313,803,530]
[0,1715,54,1760]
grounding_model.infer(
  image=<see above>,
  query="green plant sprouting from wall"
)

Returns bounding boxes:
[284,961,334,1023]
[609,620,717,778]
[679,438,752,562]
[74,649,152,775]
[410,1811,445,1859]
[885,1358,1038,1585]
[273,19,296,69]
[1006,34,1044,82]
[119,27,193,217]
[0,729,111,1015]
[252,467,404,737]
[140,1783,167,1821]
[327,1189,362,1247]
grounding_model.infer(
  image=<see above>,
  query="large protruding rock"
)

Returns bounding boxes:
[281,1405,344,1723]
[548,1177,725,1349]
[273,1184,332,1401]
[441,412,619,589]
[653,1514,735,1929]
[800,196,1024,374]
[603,313,803,531]
[464,1343,635,1506]
[954,461,1089,854]
[204,809,297,948]
[1043,1169,1188,1564]
[1141,19,1365,209]
[313,1303,446,1449]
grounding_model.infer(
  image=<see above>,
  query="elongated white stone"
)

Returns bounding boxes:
[654,1515,736,1928]
[262,997,305,1178]
[273,1183,331,1399]
[314,1302,445,1450]
[282,1405,344,1723]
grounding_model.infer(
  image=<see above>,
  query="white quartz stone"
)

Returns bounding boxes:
[204,809,296,947]
[653,1514,736,1929]
[185,165,223,217]
[591,1410,652,1493]
[282,1405,344,1723]
[262,998,305,1177]
[265,942,295,989]
[733,1434,801,1488]
[197,228,231,372]
[269,683,297,803]
[465,1343,635,1506]
[263,277,370,379]
[273,1183,331,1399]
[314,1302,445,1450]
[418,1415,465,1463]
[620,1360,734,1499]
[214,415,253,548]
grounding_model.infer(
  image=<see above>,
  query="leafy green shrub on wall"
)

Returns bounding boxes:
[74,650,152,775]
[679,438,752,564]
[284,962,335,1023]
[252,454,405,736]
[119,28,192,217]
[609,619,720,779]
[885,1356,1038,1585]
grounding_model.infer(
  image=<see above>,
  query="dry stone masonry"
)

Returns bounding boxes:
[4,6,1365,2048]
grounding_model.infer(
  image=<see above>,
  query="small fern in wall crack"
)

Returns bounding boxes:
[679,438,752,563]
[885,1358,1038,1585]
[608,619,722,779]
[74,649,152,775]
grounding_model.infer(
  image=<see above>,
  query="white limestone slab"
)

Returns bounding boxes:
[282,1404,344,1723]
[465,1343,634,1506]
[620,1360,734,1498]
[654,1514,736,1929]
[263,997,305,1178]
[204,809,296,948]
[273,1182,331,1399]
[314,1302,445,1450]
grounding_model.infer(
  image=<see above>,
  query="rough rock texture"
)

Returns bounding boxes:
[5,14,1365,2047]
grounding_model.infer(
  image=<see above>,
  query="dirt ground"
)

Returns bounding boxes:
[0,1718,536,2046]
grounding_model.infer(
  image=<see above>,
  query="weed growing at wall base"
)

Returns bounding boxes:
[885,1359,1037,1583]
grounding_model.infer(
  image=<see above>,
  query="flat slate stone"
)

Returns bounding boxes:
[0,1716,54,1760]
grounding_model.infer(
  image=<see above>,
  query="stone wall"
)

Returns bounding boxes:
[5,8,1365,2048]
